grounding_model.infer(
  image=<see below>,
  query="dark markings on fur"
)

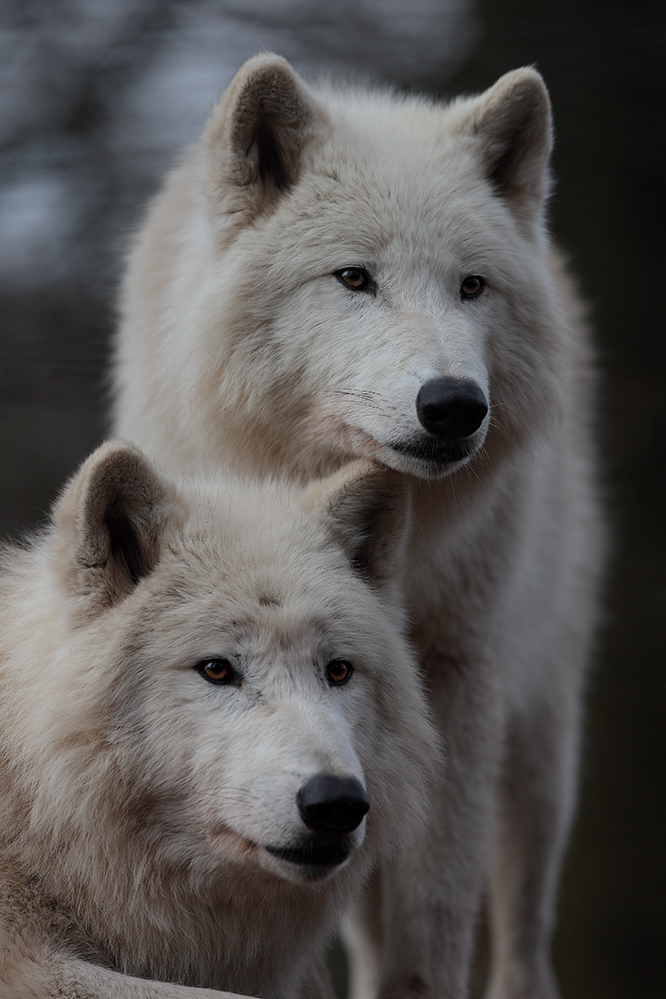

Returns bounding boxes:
[258,594,282,608]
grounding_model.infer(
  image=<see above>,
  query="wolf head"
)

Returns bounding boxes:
[115,55,567,484]
[0,441,435,985]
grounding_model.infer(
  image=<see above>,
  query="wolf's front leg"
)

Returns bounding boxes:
[484,676,584,999]
[377,649,503,999]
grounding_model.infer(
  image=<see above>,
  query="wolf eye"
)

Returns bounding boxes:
[326,659,354,686]
[335,267,372,291]
[460,276,485,299]
[195,658,237,685]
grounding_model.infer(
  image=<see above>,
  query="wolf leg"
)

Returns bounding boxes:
[344,870,384,999]
[377,649,503,999]
[484,686,583,999]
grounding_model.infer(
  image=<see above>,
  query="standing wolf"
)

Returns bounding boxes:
[113,55,605,999]
[0,441,435,998]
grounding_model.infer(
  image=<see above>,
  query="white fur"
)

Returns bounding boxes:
[0,442,436,999]
[113,56,605,999]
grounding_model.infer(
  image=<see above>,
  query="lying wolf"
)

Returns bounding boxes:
[0,441,435,998]
[113,56,605,999]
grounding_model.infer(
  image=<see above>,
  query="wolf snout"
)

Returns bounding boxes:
[297,774,369,835]
[416,377,488,441]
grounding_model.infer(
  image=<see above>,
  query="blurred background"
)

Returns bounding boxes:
[0,1,663,996]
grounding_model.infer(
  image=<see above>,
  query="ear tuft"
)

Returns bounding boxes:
[53,441,181,612]
[205,54,323,219]
[302,460,410,592]
[461,68,552,225]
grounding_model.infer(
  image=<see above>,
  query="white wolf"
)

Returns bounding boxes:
[113,56,605,999]
[0,441,435,999]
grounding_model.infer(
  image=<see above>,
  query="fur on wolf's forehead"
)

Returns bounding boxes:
[319,87,473,153]
[121,583,373,672]
[263,161,518,276]
[306,98,490,190]
[166,523,344,596]
[146,533,377,632]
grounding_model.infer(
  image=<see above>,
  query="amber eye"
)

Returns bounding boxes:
[326,659,354,685]
[460,276,485,299]
[335,267,371,291]
[196,658,237,685]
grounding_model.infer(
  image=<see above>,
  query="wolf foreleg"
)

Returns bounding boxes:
[376,649,503,999]
[485,678,584,999]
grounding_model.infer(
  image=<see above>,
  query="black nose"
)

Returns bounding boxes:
[416,377,488,440]
[297,775,369,835]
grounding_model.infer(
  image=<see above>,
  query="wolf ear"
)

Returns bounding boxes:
[459,68,552,226]
[53,441,181,612]
[205,54,323,219]
[302,460,410,592]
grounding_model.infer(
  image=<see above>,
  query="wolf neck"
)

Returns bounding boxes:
[0,744,343,996]
[5,825,341,994]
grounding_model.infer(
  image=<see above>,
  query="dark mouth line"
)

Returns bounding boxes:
[265,840,351,868]
[389,439,472,464]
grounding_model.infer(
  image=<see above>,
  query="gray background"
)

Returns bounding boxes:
[0,2,663,996]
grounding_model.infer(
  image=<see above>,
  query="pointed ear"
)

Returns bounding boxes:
[52,441,181,612]
[459,68,552,227]
[204,54,323,220]
[301,460,410,592]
